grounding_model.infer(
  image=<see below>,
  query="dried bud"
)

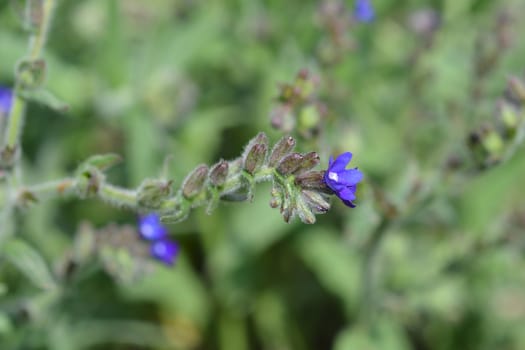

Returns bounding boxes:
[276,153,304,175]
[268,135,296,166]
[292,152,320,175]
[182,164,209,198]
[295,171,331,193]
[137,178,173,209]
[209,159,229,187]
[244,143,268,175]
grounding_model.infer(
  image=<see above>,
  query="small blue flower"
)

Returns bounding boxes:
[324,152,363,207]
[150,238,179,266]
[138,213,180,265]
[0,87,13,115]
[138,213,167,240]
[354,0,375,23]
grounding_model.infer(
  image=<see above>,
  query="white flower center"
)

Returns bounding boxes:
[328,171,339,181]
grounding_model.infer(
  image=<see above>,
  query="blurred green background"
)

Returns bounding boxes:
[1,0,525,349]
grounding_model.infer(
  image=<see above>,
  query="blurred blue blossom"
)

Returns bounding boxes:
[138,213,167,240]
[354,0,375,22]
[138,213,179,265]
[324,152,363,207]
[151,239,179,266]
[0,86,13,115]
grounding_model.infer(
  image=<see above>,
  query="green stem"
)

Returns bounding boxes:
[22,178,75,199]
[99,184,137,210]
[3,0,56,150]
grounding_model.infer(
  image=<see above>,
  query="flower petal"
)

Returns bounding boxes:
[150,239,179,265]
[338,168,363,185]
[329,152,353,171]
[341,198,357,208]
[337,187,357,202]
[138,213,167,240]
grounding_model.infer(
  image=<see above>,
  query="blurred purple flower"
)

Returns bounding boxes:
[324,152,363,207]
[138,213,179,265]
[0,87,13,115]
[138,213,167,240]
[150,238,179,266]
[354,0,375,23]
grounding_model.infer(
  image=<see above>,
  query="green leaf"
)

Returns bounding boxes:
[79,153,123,172]
[3,239,58,291]
[19,88,69,113]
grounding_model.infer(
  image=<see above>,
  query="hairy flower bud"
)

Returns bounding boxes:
[292,152,320,175]
[276,153,304,175]
[301,190,331,214]
[268,136,296,167]
[244,143,268,175]
[209,159,229,187]
[243,132,268,175]
[182,164,209,198]
[295,171,331,193]
[296,194,316,224]
[137,179,173,209]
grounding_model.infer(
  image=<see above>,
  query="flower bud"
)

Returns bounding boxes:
[268,136,296,167]
[137,179,173,209]
[295,171,331,193]
[276,153,304,175]
[301,190,331,214]
[75,168,103,198]
[507,76,525,103]
[209,159,229,187]
[16,58,46,89]
[269,184,283,209]
[292,152,320,175]
[182,164,209,198]
[498,100,519,138]
[295,194,316,224]
[244,143,267,175]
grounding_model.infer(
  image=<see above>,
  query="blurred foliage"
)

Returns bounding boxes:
[1,0,525,349]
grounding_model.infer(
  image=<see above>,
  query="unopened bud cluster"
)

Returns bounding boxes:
[270,69,327,139]
[158,132,332,224]
[467,75,525,168]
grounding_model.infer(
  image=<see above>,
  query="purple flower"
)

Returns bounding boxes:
[324,152,363,207]
[138,213,180,265]
[150,238,179,266]
[354,0,375,23]
[138,213,167,240]
[0,87,13,115]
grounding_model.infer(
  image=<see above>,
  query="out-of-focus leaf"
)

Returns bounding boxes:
[295,228,360,314]
[334,318,410,350]
[19,88,69,113]
[3,239,58,291]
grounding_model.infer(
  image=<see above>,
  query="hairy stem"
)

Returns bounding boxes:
[3,0,56,150]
